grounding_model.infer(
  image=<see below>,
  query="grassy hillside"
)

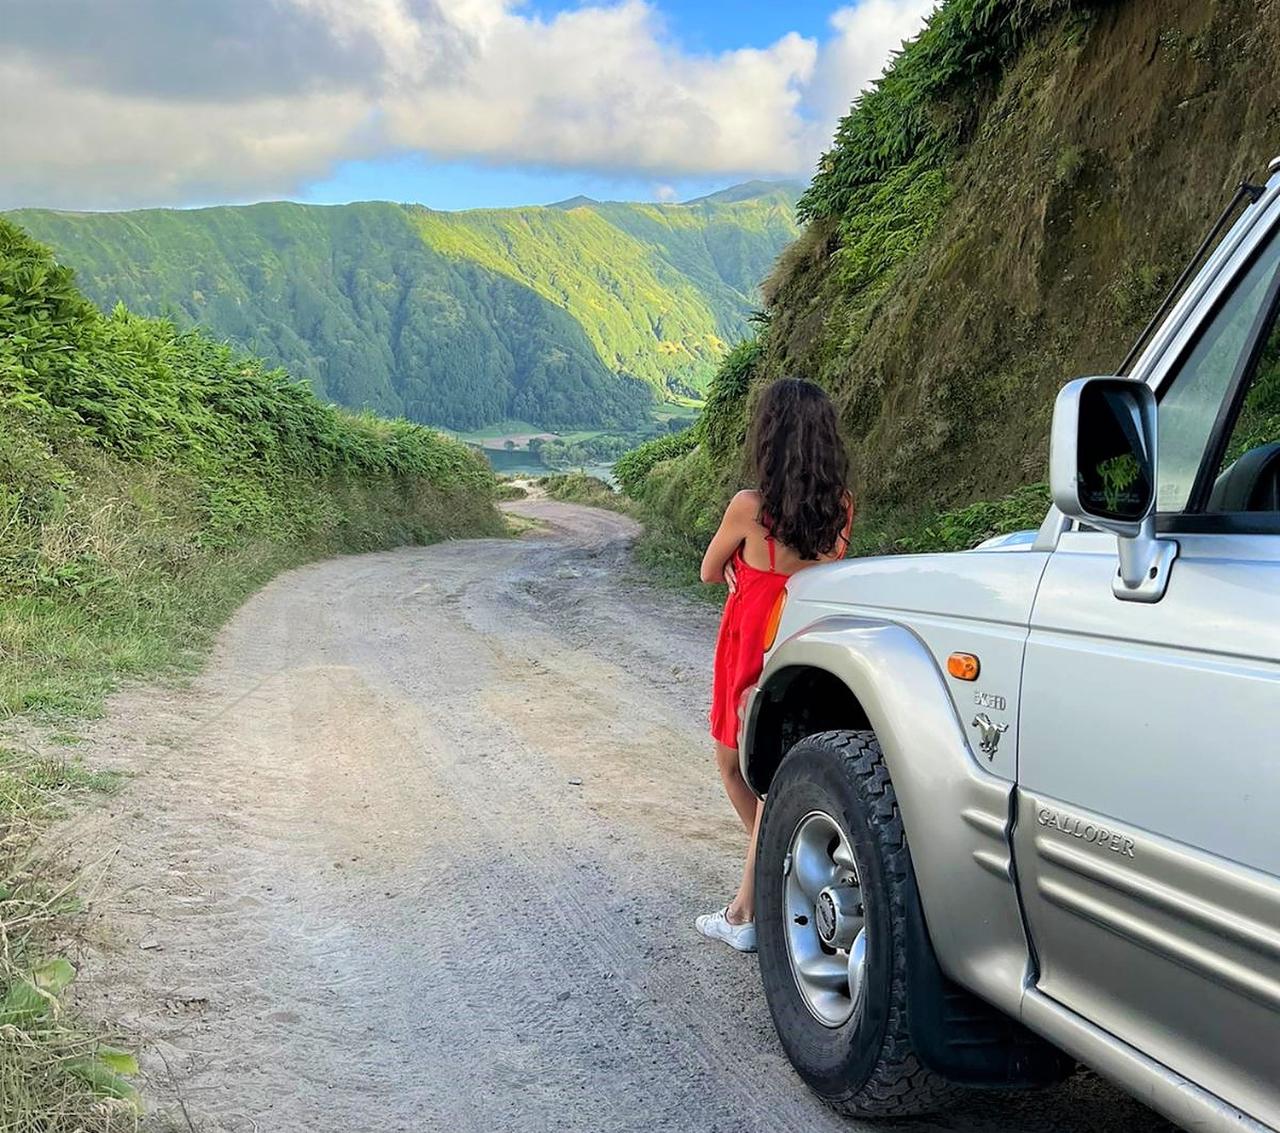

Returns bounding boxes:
[11,185,800,432]
[0,214,501,1126]
[624,0,1280,562]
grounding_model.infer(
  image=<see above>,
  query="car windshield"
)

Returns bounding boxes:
[1156,221,1280,511]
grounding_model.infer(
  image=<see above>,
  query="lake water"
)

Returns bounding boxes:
[481,447,617,486]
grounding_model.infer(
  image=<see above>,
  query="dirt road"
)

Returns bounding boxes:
[64,501,1171,1133]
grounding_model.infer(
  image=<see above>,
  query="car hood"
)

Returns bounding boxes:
[783,539,1049,627]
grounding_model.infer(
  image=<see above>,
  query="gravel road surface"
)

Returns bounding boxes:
[62,500,1173,1133]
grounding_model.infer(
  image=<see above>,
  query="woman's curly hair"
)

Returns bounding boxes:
[751,378,852,561]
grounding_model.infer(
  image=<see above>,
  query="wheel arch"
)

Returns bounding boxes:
[742,616,1032,1020]
[742,663,871,797]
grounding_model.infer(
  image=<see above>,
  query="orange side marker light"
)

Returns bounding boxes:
[948,652,981,681]
[762,589,788,652]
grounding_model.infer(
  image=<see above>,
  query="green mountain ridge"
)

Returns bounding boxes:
[10,183,800,431]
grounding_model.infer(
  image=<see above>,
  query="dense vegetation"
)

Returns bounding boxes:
[622,0,1280,565]
[532,432,636,471]
[11,184,800,433]
[0,215,501,1127]
[614,428,699,496]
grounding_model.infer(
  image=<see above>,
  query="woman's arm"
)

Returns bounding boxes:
[700,491,756,584]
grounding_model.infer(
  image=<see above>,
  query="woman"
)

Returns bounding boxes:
[696,378,853,952]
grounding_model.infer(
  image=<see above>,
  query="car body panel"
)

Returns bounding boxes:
[778,546,1051,781]
[1020,986,1273,1133]
[1019,530,1279,864]
[1016,529,1280,1127]
[1015,792,1280,1129]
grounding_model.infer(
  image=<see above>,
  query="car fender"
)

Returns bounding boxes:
[743,615,1031,1016]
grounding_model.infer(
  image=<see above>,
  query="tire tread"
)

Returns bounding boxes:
[799,730,959,1118]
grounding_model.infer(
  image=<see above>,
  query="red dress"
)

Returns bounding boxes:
[709,534,787,750]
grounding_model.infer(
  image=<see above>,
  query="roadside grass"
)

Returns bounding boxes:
[504,512,546,537]
[633,525,722,604]
[0,746,138,1131]
[495,480,529,501]
[537,472,635,514]
[0,468,501,721]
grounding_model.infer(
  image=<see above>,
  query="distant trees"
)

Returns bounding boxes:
[536,433,637,470]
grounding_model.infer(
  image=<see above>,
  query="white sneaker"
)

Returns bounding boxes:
[696,906,757,953]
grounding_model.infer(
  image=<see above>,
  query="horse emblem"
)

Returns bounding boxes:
[971,712,1009,758]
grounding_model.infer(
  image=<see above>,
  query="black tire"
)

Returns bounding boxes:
[756,729,960,1117]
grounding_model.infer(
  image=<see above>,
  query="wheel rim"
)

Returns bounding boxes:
[782,809,866,1028]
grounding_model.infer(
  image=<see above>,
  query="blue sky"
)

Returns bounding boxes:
[532,0,835,52]
[0,0,935,212]
[299,158,756,212]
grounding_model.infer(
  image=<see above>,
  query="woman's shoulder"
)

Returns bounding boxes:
[725,488,763,528]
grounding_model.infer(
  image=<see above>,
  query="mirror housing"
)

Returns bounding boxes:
[1050,376,1157,536]
[1050,376,1176,601]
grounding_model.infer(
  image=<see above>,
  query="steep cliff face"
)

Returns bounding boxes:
[763,0,1280,517]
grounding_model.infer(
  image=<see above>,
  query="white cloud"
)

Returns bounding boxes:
[379,3,818,175]
[652,184,679,202]
[812,1,940,127]
[0,0,935,210]
[0,58,375,210]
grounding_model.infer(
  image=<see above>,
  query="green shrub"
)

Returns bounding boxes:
[629,443,733,595]
[699,338,763,465]
[800,0,1091,224]
[895,482,1051,552]
[538,472,630,512]
[613,429,699,496]
[829,158,950,297]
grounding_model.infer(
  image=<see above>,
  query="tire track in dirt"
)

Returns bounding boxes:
[55,501,1173,1133]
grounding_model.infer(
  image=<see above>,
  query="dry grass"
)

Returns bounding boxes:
[0,748,138,1132]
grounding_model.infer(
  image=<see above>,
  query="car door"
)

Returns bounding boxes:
[1015,205,1280,1125]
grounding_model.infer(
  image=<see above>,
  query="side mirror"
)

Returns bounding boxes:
[1051,377,1156,535]
[1050,376,1176,601]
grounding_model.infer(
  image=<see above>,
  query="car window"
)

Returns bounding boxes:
[1156,231,1280,512]
[1215,315,1280,483]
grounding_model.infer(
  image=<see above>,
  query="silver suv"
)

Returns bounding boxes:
[741,156,1280,1132]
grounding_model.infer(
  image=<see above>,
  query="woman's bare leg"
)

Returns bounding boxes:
[714,741,762,924]
[727,800,763,924]
[715,742,756,830]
